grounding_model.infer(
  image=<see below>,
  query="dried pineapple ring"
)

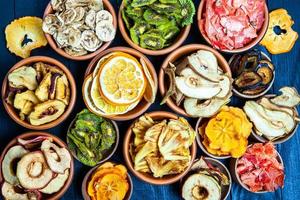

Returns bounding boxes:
[5,17,47,58]
[98,53,146,105]
[260,9,298,54]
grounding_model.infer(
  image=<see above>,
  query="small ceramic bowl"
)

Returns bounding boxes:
[249,94,299,144]
[43,0,117,61]
[159,44,231,117]
[229,144,284,193]
[180,157,232,200]
[195,117,231,159]
[229,52,275,99]
[1,56,76,130]
[81,162,133,200]
[123,111,197,185]
[66,114,119,166]
[197,0,269,54]
[84,46,158,121]
[118,2,191,56]
[0,131,74,200]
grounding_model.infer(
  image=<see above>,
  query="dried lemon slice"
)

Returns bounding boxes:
[5,17,47,58]
[83,74,138,116]
[98,53,146,105]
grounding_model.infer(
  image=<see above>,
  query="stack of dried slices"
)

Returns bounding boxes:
[83,52,156,116]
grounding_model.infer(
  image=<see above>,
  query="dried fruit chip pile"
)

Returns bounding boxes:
[5,62,70,126]
[130,114,195,178]
[237,143,284,192]
[199,106,252,158]
[83,52,156,116]
[88,162,129,200]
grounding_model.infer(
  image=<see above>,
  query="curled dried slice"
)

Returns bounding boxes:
[8,66,38,90]
[28,100,66,126]
[140,58,156,103]
[81,30,102,52]
[1,182,31,200]
[95,21,116,42]
[51,0,65,11]
[14,90,40,120]
[16,151,53,190]
[39,169,69,194]
[96,10,113,24]
[5,17,47,58]
[271,87,300,108]
[55,75,70,105]
[41,140,72,174]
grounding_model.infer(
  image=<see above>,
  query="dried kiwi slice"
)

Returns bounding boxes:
[122,9,132,29]
[131,0,157,7]
[159,0,177,3]
[178,0,195,26]
[125,6,144,20]
[143,9,169,25]
[130,21,149,44]
[140,33,165,50]
[158,22,180,41]
[150,2,178,13]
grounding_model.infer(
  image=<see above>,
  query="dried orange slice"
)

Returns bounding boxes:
[98,52,146,105]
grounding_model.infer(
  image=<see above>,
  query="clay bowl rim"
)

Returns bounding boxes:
[250,94,299,144]
[229,52,275,99]
[123,111,197,185]
[118,2,191,56]
[159,44,231,117]
[66,114,120,166]
[81,162,133,200]
[83,46,158,121]
[0,131,74,200]
[43,0,117,61]
[180,157,232,200]
[231,144,284,193]
[195,117,231,159]
[197,0,270,54]
[1,56,76,130]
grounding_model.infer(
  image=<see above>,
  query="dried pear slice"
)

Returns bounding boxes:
[2,145,29,185]
[14,90,40,118]
[8,66,38,90]
[140,58,156,103]
[28,100,66,126]
[16,151,53,190]
[271,87,300,108]
[5,17,47,58]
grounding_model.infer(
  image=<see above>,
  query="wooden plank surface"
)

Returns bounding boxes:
[0,0,299,199]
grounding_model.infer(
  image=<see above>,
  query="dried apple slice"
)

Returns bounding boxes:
[39,169,69,194]
[41,140,71,174]
[2,145,28,185]
[16,151,53,190]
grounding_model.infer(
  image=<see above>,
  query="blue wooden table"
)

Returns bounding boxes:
[0,0,299,199]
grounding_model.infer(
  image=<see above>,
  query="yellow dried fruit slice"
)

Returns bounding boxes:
[97,174,128,200]
[140,58,156,103]
[98,53,146,105]
[5,17,47,58]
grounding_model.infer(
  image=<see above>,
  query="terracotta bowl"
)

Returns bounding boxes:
[197,0,269,54]
[229,144,284,193]
[180,157,232,199]
[66,115,119,166]
[195,117,231,159]
[43,0,117,61]
[1,56,76,130]
[159,44,231,117]
[118,2,191,56]
[123,111,197,185]
[81,163,133,200]
[0,131,74,200]
[229,52,275,99]
[249,94,299,144]
[84,46,158,121]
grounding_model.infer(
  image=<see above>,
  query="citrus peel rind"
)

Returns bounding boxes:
[5,16,47,58]
[140,58,156,103]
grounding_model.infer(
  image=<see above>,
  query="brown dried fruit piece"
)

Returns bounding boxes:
[28,100,66,126]
[5,17,47,58]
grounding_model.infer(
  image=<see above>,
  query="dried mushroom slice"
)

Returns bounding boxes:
[81,30,102,52]
[85,10,97,28]
[95,21,116,42]
[42,14,60,35]
[14,90,40,120]
[55,75,70,105]
[96,10,113,24]
[28,100,66,126]
[8,66,38,90]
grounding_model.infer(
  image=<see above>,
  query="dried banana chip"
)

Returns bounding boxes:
[5,17,48,58]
